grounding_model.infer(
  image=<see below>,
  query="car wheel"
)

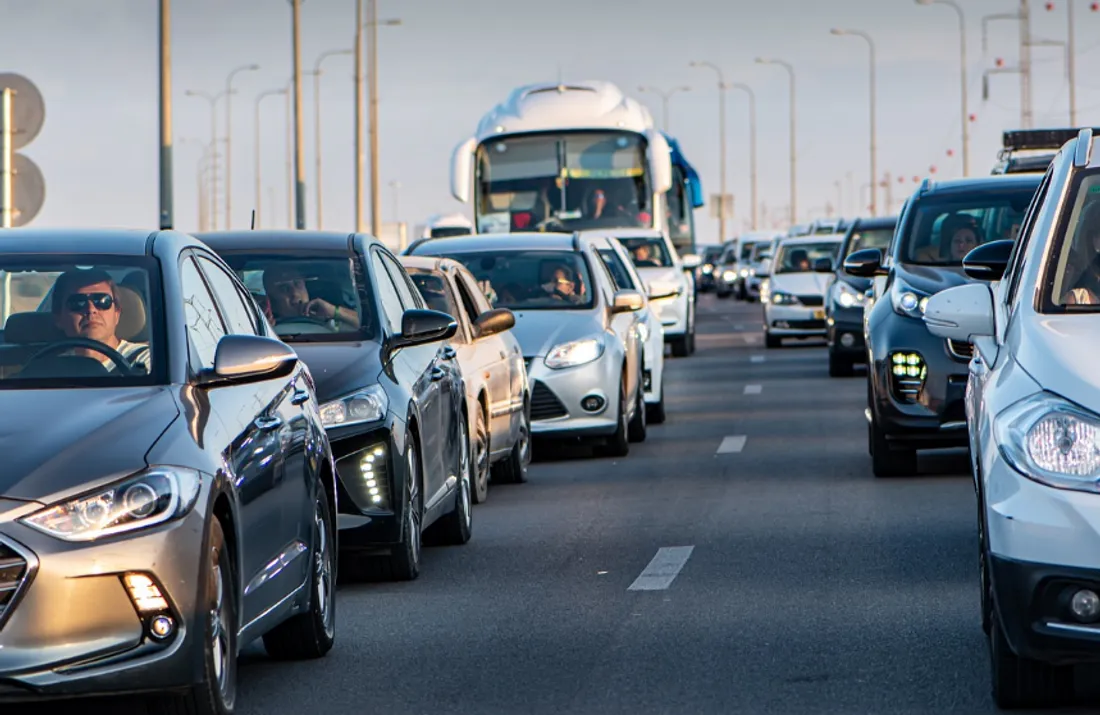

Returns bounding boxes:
[262,485,336,660]
[828,348,854,377]
[647,381,667,424]
[371,438,422,581]
[765,331,782,349]
[149,518,237,715]
[435,414,473,545]
[671,333,690,357]
[471,406,490,504]
[989,605,1074,709]
[717,289,730,299]
[979,506,992,636]
[492,404,530,484]
[596,375,630,458]
[627,375,647,443]
[870,410,917,477]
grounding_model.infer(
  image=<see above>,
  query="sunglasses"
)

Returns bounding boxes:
[65,292,115,312]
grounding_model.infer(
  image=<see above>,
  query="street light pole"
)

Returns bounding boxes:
[729,82,758,230]
[255,87,287,229]
[690,61,727,241]
[311,49,353,230]
[285,80,293,229]
[831,29,877,216]
[756,58,797,224]
[158,0,173,230]
[353,2,400,234]
[917,0,969,176]
[1068,0,1077,125]
[637,85,691,132]
[290,0,306,229]
[184,88,230,230]
[225,63,259,229]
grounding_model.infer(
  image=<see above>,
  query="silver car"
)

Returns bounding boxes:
[407,232,648,457]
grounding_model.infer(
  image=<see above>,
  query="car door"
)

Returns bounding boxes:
[179,253,297,626]
[590,244,641,403]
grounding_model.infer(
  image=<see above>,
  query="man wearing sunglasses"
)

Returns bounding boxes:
[51,268,151,372]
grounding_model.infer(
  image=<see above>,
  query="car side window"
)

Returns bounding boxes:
[1005,166,1054,308]
[457,269,493,315]
[597,248,635,291]
[370,251,406,335]
[380,252,422,310]
[196,255,260,336]
[180,256,227,370]
[451,271,484,325]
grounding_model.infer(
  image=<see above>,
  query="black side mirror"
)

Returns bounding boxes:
[844,248,886,278]
[473,308,515,339]
[390,309,458,354]
[962,239,1014,282]
[812,257,835,273]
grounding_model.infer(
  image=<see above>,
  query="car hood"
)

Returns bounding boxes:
[292,341,384,403]
[895,263,970,296]
[636,266,684,291]
[1016,315,1100,415]
[0,387,180,502]
[768,271,832,296]
[509,309,605,358]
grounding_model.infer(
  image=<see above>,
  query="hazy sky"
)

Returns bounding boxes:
[2,0,1095,245]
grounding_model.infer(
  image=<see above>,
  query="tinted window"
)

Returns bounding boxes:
[371,251,406,333]
[900,188,1036,265]
[432,250,595,311]
[197,256,258,336]
[846,227,895,256]
[597,248,636,291]
[181,256,226,370]
[380,253,421,310]
[618,236,673,268]
[408,269,459,316]
[1043,170,1100,310]
[774,241,841,274]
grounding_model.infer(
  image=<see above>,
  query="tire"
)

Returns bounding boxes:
[262,486,336,660]
[596,376,630,458]
[368,438,422,581]
[435,415,473,546]
[671,334,690,357]
[717,290,730,300]
[627,376,647,443]
[765,332,782,349]
[471,405,490,504]
[149,519,237,715]
[828,349,855,377]
[869,411,918,477]
[492,405,530,484]
[989,607,1075,709]
[647,382,667,424]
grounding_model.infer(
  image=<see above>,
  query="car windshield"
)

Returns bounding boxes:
[702,247,723,263]
[740,242,762,262]
[215,252,376,342]
[750,242,774,261]
[774,242,840,274]
[618,237,673,268]
[1044,171,1100,310]
[0,256,163,389]
[846,226,895,256]
[407,269,460,316]
[901,190,1034,266]
[428,250,595,310]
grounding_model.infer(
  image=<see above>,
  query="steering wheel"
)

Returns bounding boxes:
[26,338,138,376]
[273,316,337,335]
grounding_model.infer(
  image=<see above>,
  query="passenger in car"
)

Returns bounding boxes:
[914,213,982,262]
[51,268,151,372]
[1060,201,1100,305]
[262,264,361,329]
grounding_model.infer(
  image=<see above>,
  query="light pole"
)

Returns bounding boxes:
[689,61,727,241]
[184,88,231,229]
[831,29,877,217]
[917,0,969,176]
[728,82,758,230]
[1045,1,1100,125]
[353,1,400,233]
[225,63,260,229]
[755,58,797,224]
[290,0,306,229]
[158,0,173,230]
[637,85,691,131]
[285,79,294,228]
[255,87,287,229]
[311,48,353,229]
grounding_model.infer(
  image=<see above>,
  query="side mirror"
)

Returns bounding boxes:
[681,254,702,269]
[812,257,835,273]
[923,283,995,342]
[472,307,515,339]
[449,137,476,203]
[611,289,645,314]
[392,309,458,351]
[962,239,1014,281]
[204,334,297,385]
[844,248,885,278]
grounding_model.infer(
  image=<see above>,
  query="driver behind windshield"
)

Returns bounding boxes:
[52,268,151,373]
[262,264,361,329]
[631,243,661,267]
[540,262,586,304]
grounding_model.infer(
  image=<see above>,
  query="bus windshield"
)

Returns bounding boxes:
[475,131,652,234]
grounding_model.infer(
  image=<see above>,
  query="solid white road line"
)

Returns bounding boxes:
[627,546,695,591]
[716,435,747,454]
[744,384,762,395]
[750,355,766,363]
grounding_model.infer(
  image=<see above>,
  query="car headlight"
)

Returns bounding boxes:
[722,270,736,282]
[739,268,749,277]
[21,467,202,542]
[320,384,389,428]
[994,392,1100,493]
[702,264,713,274]
[834,281,867,309]
[770,291,799,306]
[545,336,605,369]
[890,279,930,319]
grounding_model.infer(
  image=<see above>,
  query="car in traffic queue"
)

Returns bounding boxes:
[843,173,1041,477]
[824,215,898,377]
[407,232,649,457]
[924,129,1100,708]
[713,240,740,299]
[760,235,843,348]
[198,230,472,582]
[400,255,531,503]
[0,229,338,712]
[604,228,697,357]
[695,244,724,293]
[732,233,780,301]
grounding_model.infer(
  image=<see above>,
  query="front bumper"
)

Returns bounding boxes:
[764,302,827,336]
[826,305,866,359]
[525,353,622,438]
[0,490,212,700]
[328,418,408,549]
[867,307,969,449]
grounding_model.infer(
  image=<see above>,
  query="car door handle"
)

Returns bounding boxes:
[255,415,283,431]
[290,388,310,406]
[431,366,446,381]
[441,345,457,360]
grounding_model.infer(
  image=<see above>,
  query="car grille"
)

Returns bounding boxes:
[530,380,568,421]
[796,295,824,307]
[0,542,28,629]
[947,339,973,360]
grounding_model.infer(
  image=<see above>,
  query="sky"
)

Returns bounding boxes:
[2,0,1097,246]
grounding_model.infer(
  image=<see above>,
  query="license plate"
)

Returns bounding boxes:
[813,309,825,320]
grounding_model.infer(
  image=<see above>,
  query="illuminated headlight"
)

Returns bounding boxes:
[702,264,713,274]
[359,444,389,507]
[739,268,749,277]
[994,392,1100,493]
[890,280,931,319]
[834,281,866,309]
[22,468,202,542]
[320,384,388,428]
[722,270,737,282]
[545,336,605,369]
[770,291,799,306]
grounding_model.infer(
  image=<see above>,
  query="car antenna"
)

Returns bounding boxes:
[250,209,256,230]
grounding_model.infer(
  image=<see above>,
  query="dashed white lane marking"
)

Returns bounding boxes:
[627,546,695,591]
[742,333,757,342]
[716,435,747,454]
[750,355,766,363]
[744,384,762,395]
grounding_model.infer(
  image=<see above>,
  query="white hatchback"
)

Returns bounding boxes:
[761,235,842,348]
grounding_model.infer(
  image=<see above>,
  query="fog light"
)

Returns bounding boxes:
[1070,589,1100,622]
[581,395,605,412]
[840,333,855,348]
[150,614,175,639]
[123,573,169,612]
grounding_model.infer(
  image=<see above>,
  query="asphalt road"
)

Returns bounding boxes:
[42,295,1100,714]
